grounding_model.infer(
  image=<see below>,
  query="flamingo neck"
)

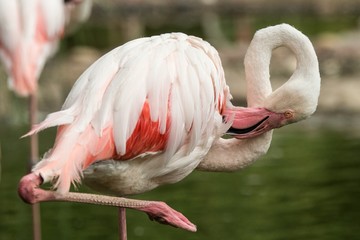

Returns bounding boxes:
[244,24,319,108]
[197,132,272,172]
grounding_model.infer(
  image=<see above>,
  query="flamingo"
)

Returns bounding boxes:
[18,24,320,235]
[0,0,66,97]
[0,1,88,239]
[0,0,66,168]
[0,2,66,240]
[0,0,91,96]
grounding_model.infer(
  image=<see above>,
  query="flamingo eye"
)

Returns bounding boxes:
[284,110,294,119]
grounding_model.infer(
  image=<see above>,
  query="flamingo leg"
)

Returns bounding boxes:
[18,173,197,233]
[119,207,127,240]
[29,93,39,168]
[28,93,42,240]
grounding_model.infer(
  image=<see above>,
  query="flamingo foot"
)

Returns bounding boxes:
[139,202,197,232]
[18,173,197,232]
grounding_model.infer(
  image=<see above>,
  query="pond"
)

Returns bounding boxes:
[0,117,359,240]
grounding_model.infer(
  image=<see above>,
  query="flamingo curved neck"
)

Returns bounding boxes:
[245,24,319,108]
[197,132,272,172]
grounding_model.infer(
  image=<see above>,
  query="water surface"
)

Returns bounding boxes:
[0,121,359,240]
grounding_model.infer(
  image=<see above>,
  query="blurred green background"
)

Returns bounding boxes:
[1,0,360,239]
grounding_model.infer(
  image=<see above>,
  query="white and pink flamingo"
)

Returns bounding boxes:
[18,24,320,238]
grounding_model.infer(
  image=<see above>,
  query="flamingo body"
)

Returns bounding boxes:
[0,0,65,96]
[27,33,232,194]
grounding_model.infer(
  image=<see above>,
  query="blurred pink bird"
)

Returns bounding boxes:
[0,2,90,240]
[0,0,66,96]
[19,24,320,233]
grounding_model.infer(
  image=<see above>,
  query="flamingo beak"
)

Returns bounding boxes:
[224,107,285,139]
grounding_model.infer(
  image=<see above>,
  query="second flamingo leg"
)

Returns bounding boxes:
[119,207,127,240]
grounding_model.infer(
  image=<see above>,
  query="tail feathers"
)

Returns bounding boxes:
[33,155,83,195]
[22,108,76,138]
[55,145,87,194]
[32,124,115,194]
[32,131,86,194]
[7,49,37,97]
[8,75,35,97]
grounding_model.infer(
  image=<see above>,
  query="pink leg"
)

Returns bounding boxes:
[29,93,42,240]
[29,93,39,169]
[18,173,197,232]
[119,208,127,240]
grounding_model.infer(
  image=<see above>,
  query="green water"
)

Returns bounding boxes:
[0,120,359,240]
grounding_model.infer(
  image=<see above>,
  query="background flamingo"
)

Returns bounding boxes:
[19,24,320,238]
[0,1,65,240]
[0,1,90,239]
[0,0,66,97]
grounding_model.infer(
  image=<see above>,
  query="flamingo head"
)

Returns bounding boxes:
[263,75,320,126]
[224,74,320,139]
